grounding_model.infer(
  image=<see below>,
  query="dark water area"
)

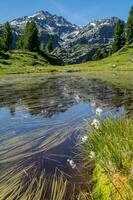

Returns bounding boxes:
[0,74,133,199]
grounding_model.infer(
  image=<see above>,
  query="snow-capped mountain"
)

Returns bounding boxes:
[62,17,118,47]
[10,11,79,38]
[8,11,120,63]
[54,17,119,64]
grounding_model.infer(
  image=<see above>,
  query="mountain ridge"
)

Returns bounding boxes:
[7,11,121,64]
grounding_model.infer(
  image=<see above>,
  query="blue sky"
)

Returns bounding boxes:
[0,0,133,26]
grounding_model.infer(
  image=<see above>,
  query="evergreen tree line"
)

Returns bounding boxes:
[0,21,53,53]
[93,6,133,60]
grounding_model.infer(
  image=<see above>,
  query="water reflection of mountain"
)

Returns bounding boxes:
[0,75,133,200]
[0,75,133,117]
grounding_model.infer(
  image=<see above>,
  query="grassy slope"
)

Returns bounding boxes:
[0,44,133,75]
[0,50,63,75]
[70,44,133,72]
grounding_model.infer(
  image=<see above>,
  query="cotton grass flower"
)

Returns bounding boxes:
[89,151,95,159]
[81,135,88,143]
[67,159,76,169]
[91,119,100,129]
[96,107,103,116]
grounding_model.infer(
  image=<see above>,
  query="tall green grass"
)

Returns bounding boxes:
[81,118,133,200]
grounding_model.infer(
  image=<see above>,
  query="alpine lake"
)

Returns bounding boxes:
[0,72,133,199]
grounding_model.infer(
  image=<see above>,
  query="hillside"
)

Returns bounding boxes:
[0,50,63,74]
[0,44,133,75]
[71,44,133,71]
[54,17,118,64]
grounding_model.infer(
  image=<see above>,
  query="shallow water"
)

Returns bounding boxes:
[0,74,133,199]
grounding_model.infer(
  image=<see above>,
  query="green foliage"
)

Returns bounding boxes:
[126,6,133,43]
[40,42,46,51]
[112,19,125,53]
[19,21,40,52]
[1,44,133,74]
[82,118,133,200]
[47,40,53,53]
[0,39,3,51]
[16,36,24,50]
[93,49,104,61]
[93,46,111,61]
[0,50,64,75]
[2,22,12,51]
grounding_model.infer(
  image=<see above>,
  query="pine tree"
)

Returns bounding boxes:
[126,6,133,43]
[0,37,3,51]
[93,49,103,61]
[47,40,53,53]
[112,19,125,53]
[2,22,12,51]
[40,42,46,51]
[16,36,24,50]
[22,21,40,52]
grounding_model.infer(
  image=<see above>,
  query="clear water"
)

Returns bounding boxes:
[0,74,133,198]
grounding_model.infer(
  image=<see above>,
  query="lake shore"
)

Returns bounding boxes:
[80,118,133,199]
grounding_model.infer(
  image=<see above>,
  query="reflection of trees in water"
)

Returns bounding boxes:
[0,76,133,117]
[0,75,133,199]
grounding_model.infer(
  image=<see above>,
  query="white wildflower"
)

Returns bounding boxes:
[90,151,95,159]
[81,135,88,143]
[67,159,76,169]
[91,119,100,129]
[96,107,103,116]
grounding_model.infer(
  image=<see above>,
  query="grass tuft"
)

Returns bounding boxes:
[81,118,133,200]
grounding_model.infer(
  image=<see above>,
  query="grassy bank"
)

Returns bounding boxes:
[0,44,133,75]
[81,118,133,200]
[0,50,63,75]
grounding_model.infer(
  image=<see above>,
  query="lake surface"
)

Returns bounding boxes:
[0,73,133,199]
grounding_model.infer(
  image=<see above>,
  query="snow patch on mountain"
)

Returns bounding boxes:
[10,11,79,39]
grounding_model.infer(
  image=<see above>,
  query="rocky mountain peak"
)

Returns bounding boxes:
[61,17,119,47]
[8,12,121,64]
[10,10,79,38]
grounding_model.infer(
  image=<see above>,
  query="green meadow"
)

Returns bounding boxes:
[0,44,133,75]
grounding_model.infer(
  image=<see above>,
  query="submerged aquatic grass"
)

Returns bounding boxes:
[0,125,72,164]
[0,164,91,200]
[0,164,66,200]
[0,124,91,200]
[81,118,133,200]
[0,121,78,199]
